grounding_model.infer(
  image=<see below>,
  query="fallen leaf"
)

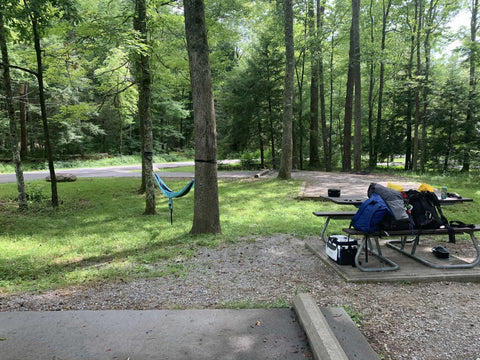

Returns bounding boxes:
[256,320,261,326]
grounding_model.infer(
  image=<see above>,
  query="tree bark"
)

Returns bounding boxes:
[412,0,423,171]
[367,0,375,168]
[462,0,478,172]
[352,0,362,173]
[31,12,58,208]
[343,0,357,172]
[404,2,418,171]
[373,0,392,167]
[134,0,156,214]
[19,83,28,159]
[318,0,330,171]
[278,0,294,179]
[0,11,28,211]
[184,0,221,234]
[308,0,321,169]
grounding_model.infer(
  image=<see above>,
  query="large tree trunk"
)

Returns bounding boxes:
[31,14,58,208]
[0,12,28,211]
[134,0,155,214]
[278,0,294,179]
[184,0,221,234]
[352,0,362,173]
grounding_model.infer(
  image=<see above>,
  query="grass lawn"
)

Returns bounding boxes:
[0,177,321,294]
[1,172,479,295]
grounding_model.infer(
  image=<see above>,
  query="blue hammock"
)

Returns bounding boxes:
[154,173,195,224]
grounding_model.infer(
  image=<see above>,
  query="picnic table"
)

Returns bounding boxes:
[314,194,478,272]
[320,195,473,206]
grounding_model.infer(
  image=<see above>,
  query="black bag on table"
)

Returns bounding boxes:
[405,190,455,243]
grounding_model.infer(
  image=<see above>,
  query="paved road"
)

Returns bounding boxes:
[0,161,258,184]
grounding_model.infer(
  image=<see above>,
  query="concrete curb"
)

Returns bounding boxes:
[293,293,349,360]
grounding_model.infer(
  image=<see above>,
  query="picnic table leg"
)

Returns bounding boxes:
[354,235,399,272]
[386,231,480,269]
[320,217,331,244]
[410,235,420,256]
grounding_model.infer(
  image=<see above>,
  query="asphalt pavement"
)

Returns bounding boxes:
[0,161,258,183]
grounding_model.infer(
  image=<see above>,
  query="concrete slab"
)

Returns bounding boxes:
[0,309,311,360]
[321,307,379,360]
[307,238,480,283]
[293,294,348,360]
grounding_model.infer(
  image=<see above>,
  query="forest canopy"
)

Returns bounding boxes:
[0,0,478,173]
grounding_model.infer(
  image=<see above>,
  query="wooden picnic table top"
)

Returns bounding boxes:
[320,195,473,206]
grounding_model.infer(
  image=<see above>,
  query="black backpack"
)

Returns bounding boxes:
[406,190,455,243]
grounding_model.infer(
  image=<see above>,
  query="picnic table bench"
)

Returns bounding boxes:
[343,226,480,272]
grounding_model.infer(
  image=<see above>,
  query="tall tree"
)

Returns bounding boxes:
[412,0,423,171]
[372,0,392,168]
[317,0,330,171]
[278,0,294,179]
[24,0,59,207]
[184,0,221,234]
[308,0,321,169]
[0,8,28,211]
[462,0,478,172]
[134,0,155,214]
[343,0,361,172]
[352,0,362,172]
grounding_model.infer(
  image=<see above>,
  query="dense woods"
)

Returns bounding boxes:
[0,0,479,173]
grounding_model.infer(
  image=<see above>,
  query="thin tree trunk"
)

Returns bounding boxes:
[413,0,423,171]
[374,0,392,167]
[0,12,27,211]
[308,0,320,169]
[184,0,221,234]
[343,0,356,172]
[463,0,478,172]
[31,13,58,207]
[421,0,436,173]
[295,47,306,170]
[278,0,294,179]
[318,0,330,171]
[367,0,375,168]
[352,0,362,173]
[405,2,418,171]
[19,83,28,158]
[134,0,155,214]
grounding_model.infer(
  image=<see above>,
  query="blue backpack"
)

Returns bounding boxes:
[351,193,392,233]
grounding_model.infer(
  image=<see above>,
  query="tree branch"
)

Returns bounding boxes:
[0,61,38,77]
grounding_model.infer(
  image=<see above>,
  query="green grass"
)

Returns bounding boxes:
[1,172,479,295]
[0,177,322,294]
